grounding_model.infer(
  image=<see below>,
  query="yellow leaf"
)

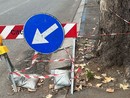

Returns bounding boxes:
[75,87,80,91]
[75,85,82,91]
[101,73,107,77]
[87,83,92,87]
[46,94,53,98]
[79,84,83,90]
[94,75,102,80]
[96,83,102,88]
[106,88,114,93]
[85,68,90,71]
[49,84,54,89]
[75,64,79,67]
[97,68,101,71]
[120,83,129,90]
[85,44,91,47]
[102,77,115,83]
[78,48,84,51]
[79,64,86,69]
[28,88,36,92]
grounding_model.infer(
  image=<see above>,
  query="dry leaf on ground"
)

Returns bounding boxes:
[79,84,83,90]
[80,80,86,86]
[49,84,54,89]
[79,64,86,69]
[75,64,79,67]
[85,44,91,47]
[94,75,102,80]
[78,48,84,51]
[87,83,92,87]
[28,88,36,92]
[75,85,83,91]
[120,83,129,90]
[96,83,102,88]
[46,94,53,98]
[106,88,114,93]
[97,68,101,71]
[101,73,107,77]
[102,77,115,83]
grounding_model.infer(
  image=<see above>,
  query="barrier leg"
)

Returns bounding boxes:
[0,36,16,92]
[3,54,17,92]
[71,38,76,94]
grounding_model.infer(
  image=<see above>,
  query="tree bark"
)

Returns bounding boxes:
[98,0,130,77]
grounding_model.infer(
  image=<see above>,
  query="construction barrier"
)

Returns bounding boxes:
[0,23,77,94]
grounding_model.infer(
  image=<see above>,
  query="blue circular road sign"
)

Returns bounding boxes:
[24,14,64,54]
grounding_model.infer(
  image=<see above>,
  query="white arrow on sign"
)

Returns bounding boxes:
[32,23,58,44]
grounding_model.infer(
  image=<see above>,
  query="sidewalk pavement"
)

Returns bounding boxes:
[68,88,130,98]
[67,0,130,98]
[56,0,130,98]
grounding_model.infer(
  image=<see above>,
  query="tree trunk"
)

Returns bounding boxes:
[98,0,130,78]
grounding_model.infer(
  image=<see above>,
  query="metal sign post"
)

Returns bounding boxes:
[71,38,76,94]
[0,36,17,92]
[3,54,17,92]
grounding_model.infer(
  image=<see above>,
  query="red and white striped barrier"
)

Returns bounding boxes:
[0,23,77,39]
[31,51,39,65]
[21,48,73,73]
[21,58,72,72]
[10,67,81,79]
[37,58,72,63]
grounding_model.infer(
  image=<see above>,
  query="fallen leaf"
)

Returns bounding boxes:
[87,83,92,87]
[79,51,84,54]
[49,84,54,89]
[93,18,96,20]
[120,83,129,90]
[79,64,86,69]
[75,85,83,91]
[96,83,102,88]
[92,27,96,30]
[106,88,114,93]
[28,88,36,92]
[78,48,84,51]
[102,77,115,83]
[79,59,84,62]
[94,75,102,80]
[75,87,80,91]
[85,68,90,71]
[46,94,53,98]
[80,80,86,85]
[79,84,83,90]
[97,68,101,71]
[75,64,79,67]
[101,73,107,77]
[85,44,91,47]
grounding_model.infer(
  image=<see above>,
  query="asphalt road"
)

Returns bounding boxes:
[0,0,81,97]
